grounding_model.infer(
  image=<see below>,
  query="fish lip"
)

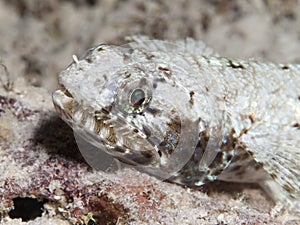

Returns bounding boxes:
[52,85,75,123]
[52,85,74,106]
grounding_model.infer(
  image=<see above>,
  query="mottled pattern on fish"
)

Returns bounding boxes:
[52,36,300,211]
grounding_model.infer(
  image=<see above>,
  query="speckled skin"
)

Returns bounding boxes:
[52,36,300,212]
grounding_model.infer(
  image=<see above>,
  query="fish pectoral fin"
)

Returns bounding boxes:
[239,124,300,201]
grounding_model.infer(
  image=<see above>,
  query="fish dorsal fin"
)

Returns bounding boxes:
[126,35,218,57]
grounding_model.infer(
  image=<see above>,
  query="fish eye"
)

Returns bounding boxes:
[115,74,152,114]
[130,89,146,106]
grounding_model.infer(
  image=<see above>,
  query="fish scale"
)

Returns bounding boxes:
[52,36,300,213]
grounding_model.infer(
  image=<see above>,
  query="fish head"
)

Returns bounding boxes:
[52,44,199,179]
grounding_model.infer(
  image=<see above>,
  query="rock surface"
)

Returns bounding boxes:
[1,0,300,224]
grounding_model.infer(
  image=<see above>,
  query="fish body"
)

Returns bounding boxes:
[52,36,300,210]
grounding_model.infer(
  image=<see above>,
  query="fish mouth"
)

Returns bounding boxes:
[52,85,75,123]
